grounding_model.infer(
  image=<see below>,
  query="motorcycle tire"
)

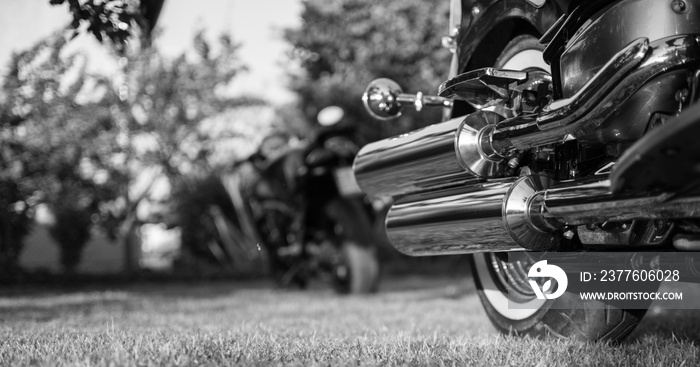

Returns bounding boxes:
[334,241,380,294]
[471,34,648,342]
[472,253,648,342]
[325,198,380,294]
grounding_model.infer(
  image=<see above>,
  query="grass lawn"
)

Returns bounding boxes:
[1,275,700,366]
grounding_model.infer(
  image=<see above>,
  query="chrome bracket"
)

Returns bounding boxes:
[438,68,528,109]
[362,78,453,121]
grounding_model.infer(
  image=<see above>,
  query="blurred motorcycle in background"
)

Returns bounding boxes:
[225,107,380,294]
[354,0,700,340]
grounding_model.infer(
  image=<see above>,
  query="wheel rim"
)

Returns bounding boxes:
[500,49,550,72]
[473,44,549,321]
[474,253,545,320]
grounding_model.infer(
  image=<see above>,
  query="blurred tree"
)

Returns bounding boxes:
[48,195,95,273]
[0,28,259,274]
[112,30,270,273]
[48,0,165,52]
[0,52,34,277]
[284,0,451,144]
[0,34,127,273]
[124,31,257,179]
[0,180,32,278]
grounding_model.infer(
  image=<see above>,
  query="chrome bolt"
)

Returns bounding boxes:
[507,156,520,169]
[414,91,424,112]
[563,230,575,240]
[672,0,687,13]
[676,88,689,102]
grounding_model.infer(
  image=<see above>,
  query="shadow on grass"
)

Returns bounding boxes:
[379,274,478,301]
[125,279,276,299]
[0,274,478,323]
[0,279,278,324]
[0,292,137,323]
[627,281,700,343]
[630,308,700,343]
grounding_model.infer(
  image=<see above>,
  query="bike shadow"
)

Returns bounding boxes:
[0,280,278,323]
[629,308,700,343]
[0,291,135,323]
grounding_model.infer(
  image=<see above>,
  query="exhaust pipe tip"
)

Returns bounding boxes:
[503,175,561,251]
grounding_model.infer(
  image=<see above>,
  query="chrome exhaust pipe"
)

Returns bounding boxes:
[385,179,519,256]
[357,35,700,256]
[353,117,476,198]
[387,175,700,257]
[542,180,700,225]
[355,36,700,200]
[386,176,560,256]
[353,111,506,198]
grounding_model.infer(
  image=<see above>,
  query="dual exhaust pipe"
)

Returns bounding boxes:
[353,35,700,256]
[385,176,700,256]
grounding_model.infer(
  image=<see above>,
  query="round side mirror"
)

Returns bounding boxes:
[362,78,404,120]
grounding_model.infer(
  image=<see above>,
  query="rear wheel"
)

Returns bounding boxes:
[325,198,380,294]
[471,34,648,342]
[472,253,648,341]
[334,241,380,294]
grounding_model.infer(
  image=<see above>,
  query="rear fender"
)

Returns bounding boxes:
[457,0,564,72]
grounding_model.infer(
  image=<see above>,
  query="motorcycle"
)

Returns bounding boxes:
[353,0,700,340]
[230,109,380,294]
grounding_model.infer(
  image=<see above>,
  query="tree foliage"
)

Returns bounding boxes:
[48,0,144,53]
[124,31,257,180]
[0,34,127,273]
[123,32,267,269]
[285,0,451,143]
[0,27,258,273]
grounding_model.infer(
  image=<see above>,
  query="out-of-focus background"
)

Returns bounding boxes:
[0,0,464,284]
[4,2,700,365]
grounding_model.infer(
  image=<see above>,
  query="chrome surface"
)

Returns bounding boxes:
[438,68,528,109]
[503,175,560,250]
[576,70,688,145]
[487,35,700,154]
[442,0,461,54]
[353,117,479,198]
[560,0,700,98]
[692,68,700,103]
[455,111,508,177]
[385,179,521,256]
[362,78,452,121]
[378,173,700,256]
[509,70,553,114]
[488,37,649,154]
[524,0,546,7]
[357,36,699,200]
[542,180,700,225]
[362,78,404,120]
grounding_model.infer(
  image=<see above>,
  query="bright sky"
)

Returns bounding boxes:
[0,0,303,104]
